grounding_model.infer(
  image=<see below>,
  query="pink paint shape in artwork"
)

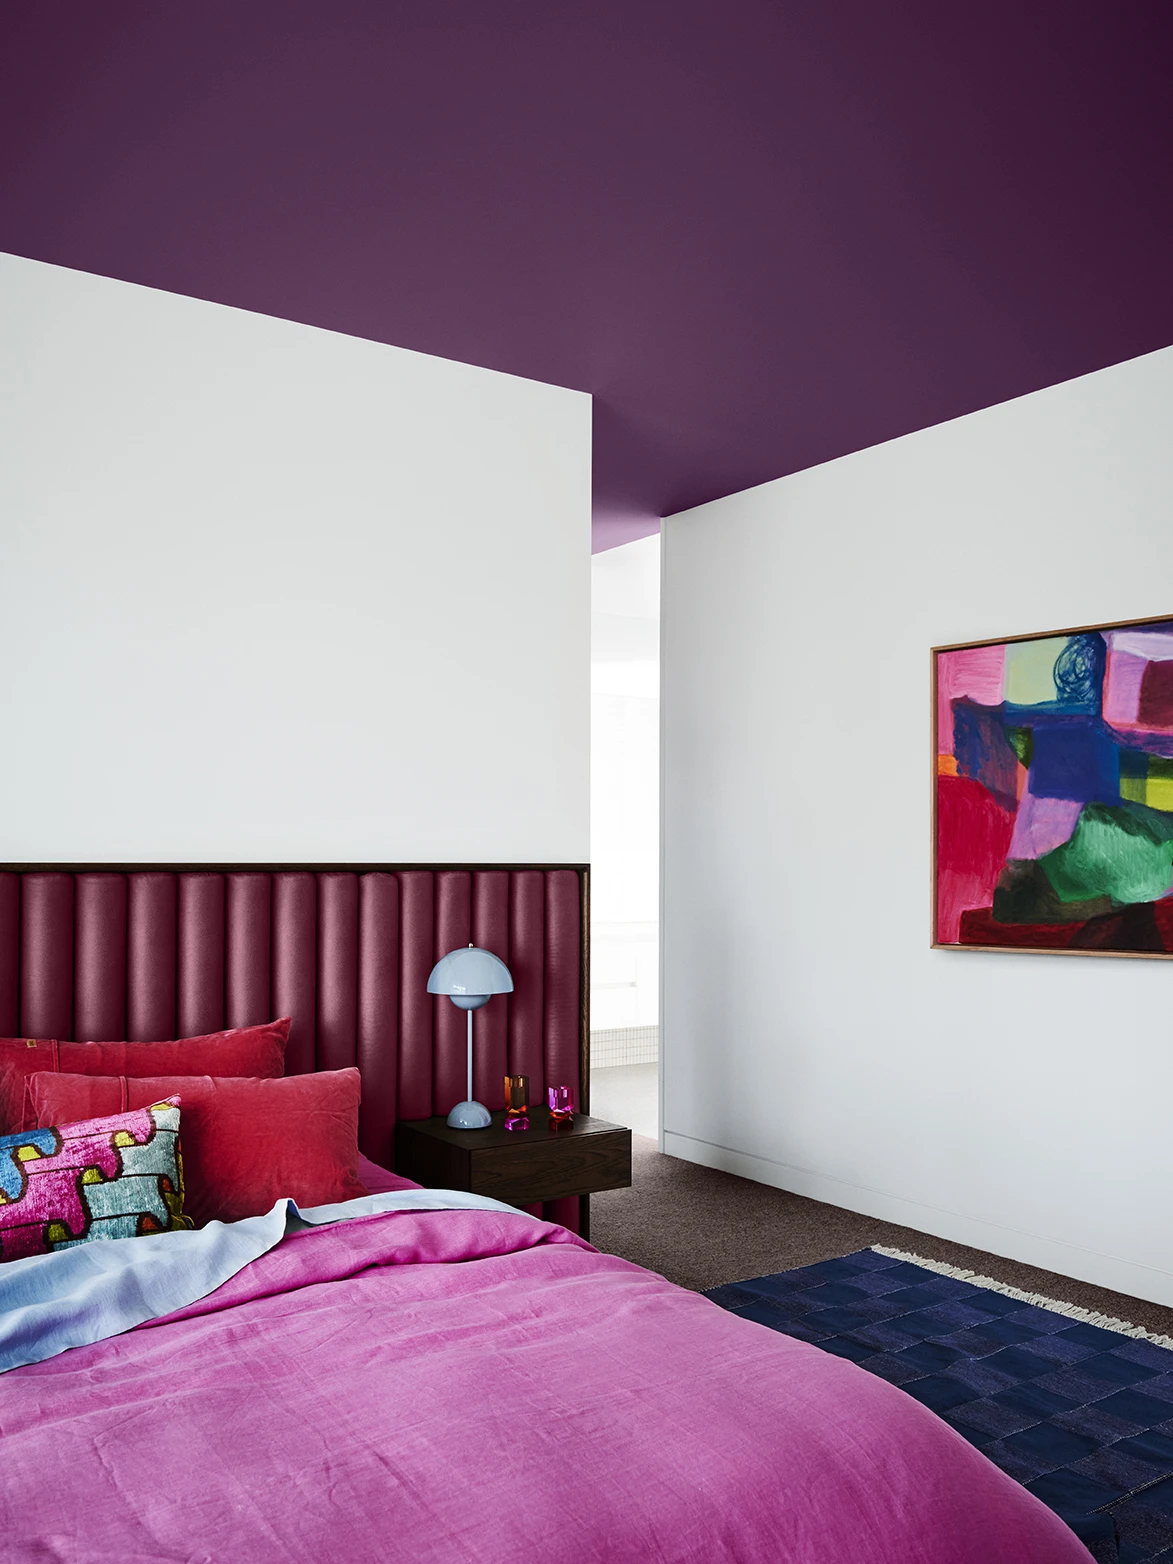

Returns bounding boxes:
[1102,649,1148,728]
[937,645,1006,752]
[1008,792,1083,861]
[1109,630,1173,663]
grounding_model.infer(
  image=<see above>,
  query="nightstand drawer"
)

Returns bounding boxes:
[395,1109,632,1209]
[468,1125,629,1204]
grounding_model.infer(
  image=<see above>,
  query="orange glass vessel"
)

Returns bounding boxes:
[504,1074,529,1131]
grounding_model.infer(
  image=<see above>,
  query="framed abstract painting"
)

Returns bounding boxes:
[933,614,1173,957]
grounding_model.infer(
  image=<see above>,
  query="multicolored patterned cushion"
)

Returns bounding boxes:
[0,1099,192,1263]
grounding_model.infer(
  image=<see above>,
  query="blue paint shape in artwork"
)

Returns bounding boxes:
[1052,633,1106,715]
[1029,721,1120,804]
[1000,634,1107,725]
[952,699,1020,808]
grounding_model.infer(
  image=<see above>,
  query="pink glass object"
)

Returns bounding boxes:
[504,1075,529,1131]
[547,1085,574,1125]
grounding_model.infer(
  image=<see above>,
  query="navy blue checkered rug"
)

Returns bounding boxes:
[706,1248,1173,1563]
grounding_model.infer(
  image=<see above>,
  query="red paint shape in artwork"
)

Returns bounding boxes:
[1151,897,1173,953]
[962,898,1173,953]
[1137,660,1173,730]
[936,775,1014,944]
[957,909,1077,949]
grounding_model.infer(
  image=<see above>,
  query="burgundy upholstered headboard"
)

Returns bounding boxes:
[0,867,588,1174]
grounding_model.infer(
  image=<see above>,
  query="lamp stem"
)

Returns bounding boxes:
[467,1007,474,1104]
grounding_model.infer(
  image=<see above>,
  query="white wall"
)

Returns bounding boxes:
[0,253,590,864]
[662,344,1173,1306]
[590,534,660,1030]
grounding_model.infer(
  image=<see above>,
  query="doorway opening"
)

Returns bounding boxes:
[589,532,659,1140]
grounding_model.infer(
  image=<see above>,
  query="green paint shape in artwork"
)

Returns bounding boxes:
[993,858,1111,924]
[1042,802,1173,906]
[1004,637,1066,706]
[1006,727,1033,767]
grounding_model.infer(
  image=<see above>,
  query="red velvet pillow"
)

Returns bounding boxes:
[0,1018,290,1135]
[28,1068,366,1227]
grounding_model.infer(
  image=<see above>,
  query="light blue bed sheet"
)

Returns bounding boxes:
[0,1188,529,1374]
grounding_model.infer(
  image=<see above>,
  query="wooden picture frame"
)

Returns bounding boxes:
[932,612,1173,958]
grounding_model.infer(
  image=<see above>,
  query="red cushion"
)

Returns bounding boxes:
[0,1019,290,1135]
[29,1068,366,1227]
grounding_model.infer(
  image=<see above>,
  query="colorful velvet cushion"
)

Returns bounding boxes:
[30,1069,367,1227]
[0,1099,192,1264]
[0,1018,291,1135]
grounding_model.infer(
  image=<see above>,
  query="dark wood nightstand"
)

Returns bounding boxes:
[394,1108,631,1242]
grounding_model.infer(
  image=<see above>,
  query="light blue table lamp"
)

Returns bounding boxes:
[427,944,514,1129]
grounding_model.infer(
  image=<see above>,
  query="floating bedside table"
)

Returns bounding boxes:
[394,1108,631,1243]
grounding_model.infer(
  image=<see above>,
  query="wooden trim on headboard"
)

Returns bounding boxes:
[580,866,591,1116]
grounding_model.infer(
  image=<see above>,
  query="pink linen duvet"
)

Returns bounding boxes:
[0,1207,1088,1563]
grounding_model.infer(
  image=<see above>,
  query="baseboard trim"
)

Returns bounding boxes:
[662,1129,1173,1309]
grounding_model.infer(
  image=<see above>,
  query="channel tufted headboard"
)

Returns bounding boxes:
[0,866,589,1179]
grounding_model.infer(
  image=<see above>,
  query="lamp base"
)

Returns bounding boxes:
[446,1099,492,1130]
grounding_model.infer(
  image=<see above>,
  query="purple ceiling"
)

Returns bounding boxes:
[3,3,1173,551]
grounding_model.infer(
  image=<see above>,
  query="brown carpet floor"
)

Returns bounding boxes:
[590,1135,1173,1337]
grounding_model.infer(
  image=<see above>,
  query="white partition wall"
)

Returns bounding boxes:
[0,253,590,864]
[662,345,1173,1306]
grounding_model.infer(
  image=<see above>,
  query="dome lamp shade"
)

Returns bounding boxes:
[427,945,514,1129]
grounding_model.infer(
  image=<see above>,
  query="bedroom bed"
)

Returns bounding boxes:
[0,867,1089,1562]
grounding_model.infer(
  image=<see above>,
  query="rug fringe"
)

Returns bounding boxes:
[870,1246,1173,1352]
